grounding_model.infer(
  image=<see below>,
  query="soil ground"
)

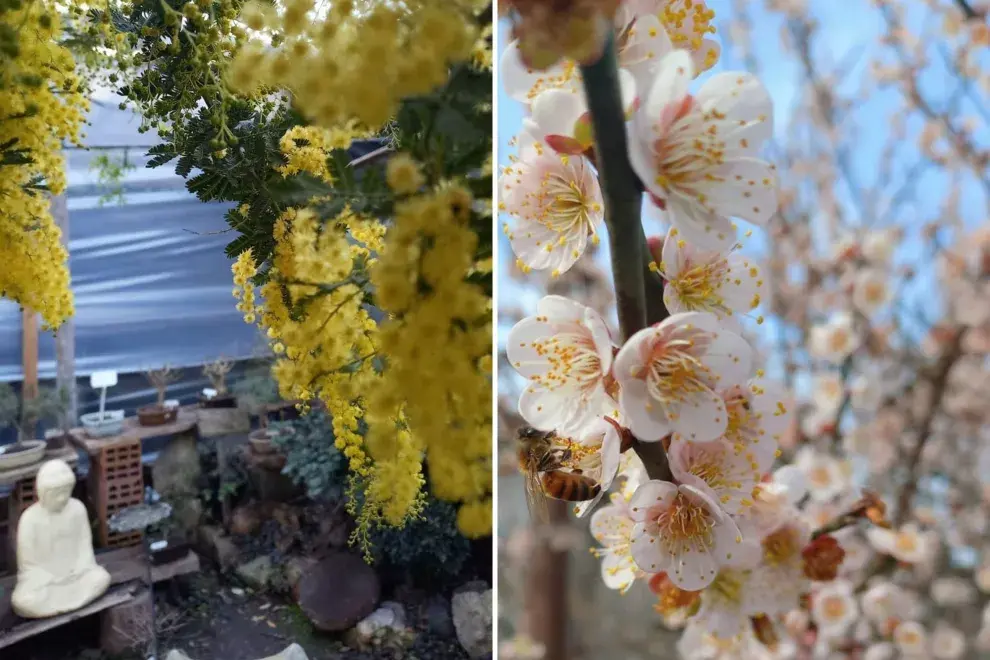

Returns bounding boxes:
[10,565,470,660]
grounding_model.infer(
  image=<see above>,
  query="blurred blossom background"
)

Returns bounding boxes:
[497,0,990,658]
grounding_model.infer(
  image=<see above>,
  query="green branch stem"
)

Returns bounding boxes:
[580,32,671,482]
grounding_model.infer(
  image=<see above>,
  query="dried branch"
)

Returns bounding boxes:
[203,356,235,395]
[146,365,179,407]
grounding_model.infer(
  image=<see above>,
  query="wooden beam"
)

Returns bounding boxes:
[51,193,77,425]
[20,308,38,439]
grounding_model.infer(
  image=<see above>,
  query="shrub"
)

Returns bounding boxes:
[272,410,349,502]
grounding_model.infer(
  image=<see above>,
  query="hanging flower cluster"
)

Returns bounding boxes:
[502,1,891,655]
[0,0,93,329]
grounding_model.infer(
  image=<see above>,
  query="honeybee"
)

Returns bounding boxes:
[516,426,600,523]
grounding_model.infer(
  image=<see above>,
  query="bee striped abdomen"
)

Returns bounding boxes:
[540,470,601,502]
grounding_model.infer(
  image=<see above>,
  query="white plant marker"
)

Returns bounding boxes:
[89,370,118,421]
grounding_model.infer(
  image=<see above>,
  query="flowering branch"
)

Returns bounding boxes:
[579,32,672,482]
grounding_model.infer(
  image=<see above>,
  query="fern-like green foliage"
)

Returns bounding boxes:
[271,410,350,502]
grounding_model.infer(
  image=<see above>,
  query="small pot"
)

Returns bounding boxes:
[137,404,179,427]
[199,394,238,409]
[248,428,279,455]
[43,428,69,454]
[81,410,125,438]
[0,440,47,471]
[150,538,191,566]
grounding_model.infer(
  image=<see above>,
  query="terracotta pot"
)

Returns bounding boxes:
[43,430,69,455]
[248,428,279,455]
[137,404,179,427]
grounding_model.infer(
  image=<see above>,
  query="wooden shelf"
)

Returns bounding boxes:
[0,447,80,488]
[69,408,199,456]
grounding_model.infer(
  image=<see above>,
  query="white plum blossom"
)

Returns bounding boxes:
[931,622,966,660]
[852,268,892,313]
[691,569,767,640]
[570,417,623,517]
[500,131,604,276]
[617,1,722,78]
[627,50,777,252]
[739,464,807,537]
[746,517,812,617]
[627,480,747,590]
[658,226,768,328]
[861,581,908,625]
[866,523,934,564]
[893,621,929,658]
[809,311,860,363]
[667,435,764,517]
[812,579,860,638]
[507,295,617,434]
[811,371,845,414]
[677,621,776,660]
[863,642,897,660]
[589,493,640,592]
[793,446,851,502]
[613,311,752,442]
[862,228,900,264]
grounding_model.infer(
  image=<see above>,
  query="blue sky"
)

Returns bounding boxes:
[496,2,989,384]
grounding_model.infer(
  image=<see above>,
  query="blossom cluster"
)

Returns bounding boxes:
[498,2,908,656]
[0,0,93,329]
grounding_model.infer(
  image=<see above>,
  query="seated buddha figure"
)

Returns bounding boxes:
[12,459,112,618]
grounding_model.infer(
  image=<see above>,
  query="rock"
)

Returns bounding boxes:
[165,644,309,660]
[296,551,380,632]
[197,525,241,571]
[285,556,319,599]
[236,555,274,590]
[100,588,152,655]
[347,601,414,649]
[420,595,455,637]
[452,588,492,659]
[453,580,489,596]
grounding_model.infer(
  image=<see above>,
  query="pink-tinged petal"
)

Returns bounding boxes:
[508,218,588,273]
[536,294,587,322]
[773,465,807,504]
[698,329,753,389]
[665,309,722,335]
[618,67,638,116]
[626,120,656,196]
[585,308,615,375]
[691,38,721,75]
[718,254,767,315]
[600,552,635,590]
[590,503,632,541]
[725,519,763,569]
[506,317,554,378]
[598,423,622,491]
[668,543,718,591]
[706,158,779,226]
[660,225,683,277]
[644,50,694,137]
[531,88,587,140]
[711,512,745,565]
[662,284,687,315]
[666,388,728,443]
[620,14,674,96]
[544,135,586,155]
[517,386,565,431]
[695,71,773,148]
[500,41,576,104]
[628,479,678,521]
[678,482,726,522]
[747,379,792,449]
[630,523,673,573]
[667,203,738,252]
[613,325,656,381]
[619,378,672,441]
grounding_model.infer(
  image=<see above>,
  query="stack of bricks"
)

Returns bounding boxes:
[90,438,145,548]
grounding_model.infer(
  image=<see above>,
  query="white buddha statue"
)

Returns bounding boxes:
[12,459,112,618]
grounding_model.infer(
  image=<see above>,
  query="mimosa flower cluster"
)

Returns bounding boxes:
[0,0,93,329]
[500,2,893,656]
[230,0,485,128]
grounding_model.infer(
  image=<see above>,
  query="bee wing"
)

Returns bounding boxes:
[524,471,550,524]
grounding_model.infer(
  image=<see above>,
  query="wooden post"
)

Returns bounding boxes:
[524,500,569,660]
[51,193,77,424]
[21,307,38,438]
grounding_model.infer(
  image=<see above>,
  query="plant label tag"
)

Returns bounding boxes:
[150,540,168,552]
[203,388,218,398]
[90,370,118,389]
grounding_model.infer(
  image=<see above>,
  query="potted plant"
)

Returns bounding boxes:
[232,363,295,428]
[80,370,126,437]
[138,365,180,427]
[197,357,250,437]
[36,386,74,454]
[0,383,49,470]
[200,357,236,409]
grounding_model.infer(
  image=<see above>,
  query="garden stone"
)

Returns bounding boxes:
[348,601,413,649]
[420,594,455,637]
[451,588,492,659]
[236,555,274,590]
[296,551,380,632]
[197,524,240,570]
